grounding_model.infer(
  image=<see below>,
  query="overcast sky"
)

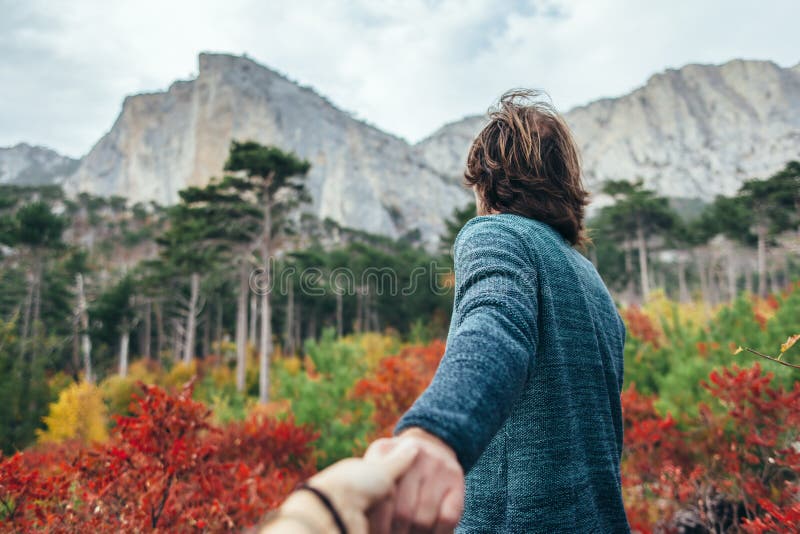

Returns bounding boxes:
[1,0,798,158]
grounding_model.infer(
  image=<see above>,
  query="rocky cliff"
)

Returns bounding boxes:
[0,143,79,186]
[416,60,800,199]
[65,53,469,246]
[5,56,799,243]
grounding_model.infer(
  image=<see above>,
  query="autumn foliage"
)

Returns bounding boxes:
[3,301,800,533]
[0,381,316,532]
[353,340,445,438]
[620,364,800,532]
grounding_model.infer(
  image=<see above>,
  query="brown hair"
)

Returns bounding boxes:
[464,89,589,246]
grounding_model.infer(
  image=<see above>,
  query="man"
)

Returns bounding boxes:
[367,90,629,533]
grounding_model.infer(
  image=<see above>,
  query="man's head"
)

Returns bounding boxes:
[464,89,589,246]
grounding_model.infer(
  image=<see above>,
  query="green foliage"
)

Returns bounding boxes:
[8,201,65,249]
[274,329,374,468]
[441,201,476,256]
[0,318,57,453]
[621,287,800,421]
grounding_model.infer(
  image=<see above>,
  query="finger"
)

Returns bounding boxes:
[391,468,423,534]
[365,437,397,460]
[433,521,456,534]
[378,441,419,481]
[437,487,465,530]
[368,495,394,534]
[411,472,450,529]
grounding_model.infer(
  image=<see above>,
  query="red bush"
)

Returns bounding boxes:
[0,381,317,533]
[620,365,800,532]
[621,306,662,348]
[353,340,445,438]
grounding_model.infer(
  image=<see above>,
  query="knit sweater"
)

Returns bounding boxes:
[396,214,630,533]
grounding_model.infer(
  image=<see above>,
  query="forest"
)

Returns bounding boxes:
[0,141,799,532]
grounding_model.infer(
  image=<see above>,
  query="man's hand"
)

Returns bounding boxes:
[365,428,465,534]
[273,441,420,534]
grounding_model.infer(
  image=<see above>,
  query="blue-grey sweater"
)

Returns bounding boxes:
[396,214,630,533]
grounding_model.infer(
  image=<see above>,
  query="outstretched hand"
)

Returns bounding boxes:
[365,429,465,534]
[273,441,420,534]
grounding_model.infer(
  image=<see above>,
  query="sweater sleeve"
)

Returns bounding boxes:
[395,218,538,472]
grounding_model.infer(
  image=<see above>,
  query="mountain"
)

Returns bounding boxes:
[63,53,469,247]
[0,143,79,186]
[4,56,799,243]
[416,59,800,200]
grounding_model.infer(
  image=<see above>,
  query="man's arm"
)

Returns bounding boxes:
[367,218,539,532]
[396,218,539,471]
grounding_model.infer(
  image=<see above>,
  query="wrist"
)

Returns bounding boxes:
[280,490,337,533]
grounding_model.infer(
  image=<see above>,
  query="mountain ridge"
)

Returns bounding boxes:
[64,53,469,246]
[416,58,800,200]
[4,54,799,243]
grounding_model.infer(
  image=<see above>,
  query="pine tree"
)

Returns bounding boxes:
[224,141,310,404]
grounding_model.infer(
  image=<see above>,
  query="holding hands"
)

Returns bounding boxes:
[366,429,465,534]
[263,428,464,534]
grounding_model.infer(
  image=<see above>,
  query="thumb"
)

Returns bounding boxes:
[377,440,419,481]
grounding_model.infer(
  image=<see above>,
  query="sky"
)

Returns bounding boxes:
[1,0,798,158]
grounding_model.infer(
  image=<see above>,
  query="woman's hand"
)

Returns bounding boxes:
[265,441,419,534]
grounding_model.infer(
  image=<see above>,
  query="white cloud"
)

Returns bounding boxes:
[0,0,798,157]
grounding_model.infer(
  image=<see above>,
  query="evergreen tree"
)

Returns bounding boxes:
[224,141,311,403]
[600,180,678,301]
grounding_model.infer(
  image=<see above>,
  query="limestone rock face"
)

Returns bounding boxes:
[0,143,79,186]
[416,60,800,199]
[65,53,469,246]
[6,56,800,244]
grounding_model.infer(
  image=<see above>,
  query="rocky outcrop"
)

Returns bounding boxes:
[6,56,799,244]
[416,60,800,199]
[65,53,469,246]
[0,143,79,186]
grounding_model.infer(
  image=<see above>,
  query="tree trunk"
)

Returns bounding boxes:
[294,300,302,354]
[623,239,636,304]
[769,262,780,295]
[214,298,223,352]
[745,263,754,295]
[118,329,130,377]
[636,222,650,301]
[708,263,720,305]
[71,312,81,379]
[336,290,343,338]
[726,255,737,302]
[756,222,768,298]
[678,260,689,303]
[202,306,211,359]
[235,260,248,393]
[259,200,273,404]
[284,282,295,354]
[154,300,165,359]
[695,253,711,314]
[172,318,183,363]
[182,272,200,363]
[76,273,93,383]
[249,293,258,345]
[355,287,363,334]
[143,300,152,361]
[31,254,42,340]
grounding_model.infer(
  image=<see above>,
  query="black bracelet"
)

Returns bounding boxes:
[297,483,348,534]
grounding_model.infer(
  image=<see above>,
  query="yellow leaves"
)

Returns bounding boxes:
[280,357,302,376]
[37,381,108,445]
[354,332,401,368]
[162,361,197,390]
[780,334,800,354]
[100,374,138,416]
